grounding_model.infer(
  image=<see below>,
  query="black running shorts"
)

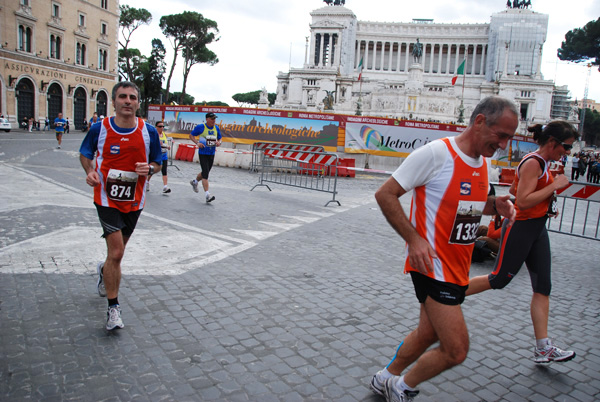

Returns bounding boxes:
[410,271,468,305]
[95,203,142,238]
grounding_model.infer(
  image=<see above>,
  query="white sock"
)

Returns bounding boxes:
[378,368,393,381]
[536,338,550,349]
[205,191,210,196]
[163,185,168,189]
[397,375,417,392]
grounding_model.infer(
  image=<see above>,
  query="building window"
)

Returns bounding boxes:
[101,0,108,10]
[18,25,32,52]
[50,34,62,59]
[76,42,87,65]
[101,23,107,36]
[52,4,60,17]
[21,0,30,6]
[79,14,86,27]
[98,49,108,71]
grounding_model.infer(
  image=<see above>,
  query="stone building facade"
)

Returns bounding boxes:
[275,4,575,135]
[0,0,119,130]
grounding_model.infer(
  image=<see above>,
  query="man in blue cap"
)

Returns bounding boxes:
[189,112,222,202]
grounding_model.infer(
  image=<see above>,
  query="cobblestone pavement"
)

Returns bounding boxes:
[1,133,599,401]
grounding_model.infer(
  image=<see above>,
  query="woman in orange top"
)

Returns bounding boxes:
[467,121,579,363]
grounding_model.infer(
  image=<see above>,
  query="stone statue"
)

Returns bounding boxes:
[412,38,423,63]
[259,87,268,103]
[323,0,345,5]
[323,90,335,110]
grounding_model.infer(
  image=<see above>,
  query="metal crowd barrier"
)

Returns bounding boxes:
[250,142,325,173]
[547,183,600,241]
[250,148,341,207]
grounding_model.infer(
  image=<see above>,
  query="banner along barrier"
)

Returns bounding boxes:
[547,183,600,241]
[250,142,325,172]
[250,149,341,207]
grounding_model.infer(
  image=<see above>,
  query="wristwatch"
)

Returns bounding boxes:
[148,165,154,176]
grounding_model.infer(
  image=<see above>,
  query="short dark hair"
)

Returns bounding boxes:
[469,96,518,127]
[111,81,140,102]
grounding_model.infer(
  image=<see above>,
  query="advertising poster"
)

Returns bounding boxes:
[492,135,537,167]
[151,106,339,151]
[345,117,465,157]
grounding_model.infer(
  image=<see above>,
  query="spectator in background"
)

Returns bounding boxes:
[571,152,580,181]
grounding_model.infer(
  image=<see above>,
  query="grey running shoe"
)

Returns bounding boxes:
[370,370,385,396]
[162,187,171,194]
[190,180,199,193]
[96,262,106,297]
[534,343,576,363]
[106,305,124,330]
[206,194,215,203]
[146,182,150,191]
[384,378,419,402]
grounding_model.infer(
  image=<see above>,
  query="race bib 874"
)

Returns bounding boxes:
[106,169,138,201]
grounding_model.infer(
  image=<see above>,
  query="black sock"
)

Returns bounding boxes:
[108,298,119,307]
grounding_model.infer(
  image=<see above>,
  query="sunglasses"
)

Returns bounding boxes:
[552,138,573,151]
[156,125,164,128]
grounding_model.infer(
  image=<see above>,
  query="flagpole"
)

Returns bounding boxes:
[356,54,364,116]
[457,58,466,123]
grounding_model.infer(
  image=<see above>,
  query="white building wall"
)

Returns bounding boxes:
[275,5,563,129]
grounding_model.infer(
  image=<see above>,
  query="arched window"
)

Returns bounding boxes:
[18,25,32,52]
[98,49,107,71]
[76,42,87,65]
[50,35,61,59]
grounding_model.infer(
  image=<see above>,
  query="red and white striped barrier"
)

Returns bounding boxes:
[255,143,323,153]
[264,149,338,166]
[557,183,600,201]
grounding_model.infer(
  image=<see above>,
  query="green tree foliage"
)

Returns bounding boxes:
[118,5,152,82]
[232,90,276,107]
[557,18,600,71]
[166,92,195,105]
[139,39,167,114]
[196,101,230,106]
[579,108,600,147]
[159,12,219,102]
[118,48,146,83]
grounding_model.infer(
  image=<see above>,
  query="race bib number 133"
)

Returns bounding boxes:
[449,201,485,245]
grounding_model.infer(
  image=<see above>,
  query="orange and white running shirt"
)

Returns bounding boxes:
[513,152,554,220]
[392,137,489,286]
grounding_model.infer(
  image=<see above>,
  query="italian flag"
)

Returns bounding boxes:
[358,57,364,81]
[452,59,466,85]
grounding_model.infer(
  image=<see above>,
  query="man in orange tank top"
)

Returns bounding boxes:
[370,96,518,401]
[79,81,162,331]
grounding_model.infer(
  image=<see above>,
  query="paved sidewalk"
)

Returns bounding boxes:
[1,133,599,401]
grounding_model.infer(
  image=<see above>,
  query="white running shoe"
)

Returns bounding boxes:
[96,262,106,297]
[206,194,215,203]
[190,180,199,193]
[384,378,419,402]
[534,342,576,363]
[370,370,386,396]
[106,305,124,331]
[162,186,171,194]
